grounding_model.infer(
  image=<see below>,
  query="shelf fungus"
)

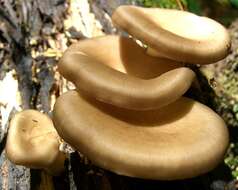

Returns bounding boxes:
[112,6,231,64]
[58,35,195,110]
[5,5,230,181]
[53,91,229,180]
[55,22,229,178]
[5,110,66,175]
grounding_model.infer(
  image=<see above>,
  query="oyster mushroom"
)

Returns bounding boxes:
[59,35,195,110]
[5,110,66,175]
[52,90,229,180]
[112,6,231,64]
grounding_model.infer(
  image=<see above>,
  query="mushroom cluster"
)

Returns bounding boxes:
[5,6,231,180]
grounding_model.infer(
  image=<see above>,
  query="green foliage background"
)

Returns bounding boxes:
[137,0,187,9]
[136,0,238,25]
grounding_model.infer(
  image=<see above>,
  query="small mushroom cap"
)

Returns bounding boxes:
[53,91,229,180]
[5,110,65,175]
[112,6,231,64]
[59,35,195,110]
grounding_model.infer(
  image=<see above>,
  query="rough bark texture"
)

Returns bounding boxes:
[0,0,237,190]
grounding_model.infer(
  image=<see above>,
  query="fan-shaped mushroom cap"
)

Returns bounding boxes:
[53,90,229,180]
[59,35,195,110]
[5,110,65,175]
[112,6,231,64]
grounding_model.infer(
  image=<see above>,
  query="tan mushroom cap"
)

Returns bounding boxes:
[53,90,229,180]
[5,110,65,175]
[59,35,195,110]
[112,6,231,64]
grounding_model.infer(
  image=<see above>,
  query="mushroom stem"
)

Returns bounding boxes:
[45,151,66,176]
[37,171,54,190]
